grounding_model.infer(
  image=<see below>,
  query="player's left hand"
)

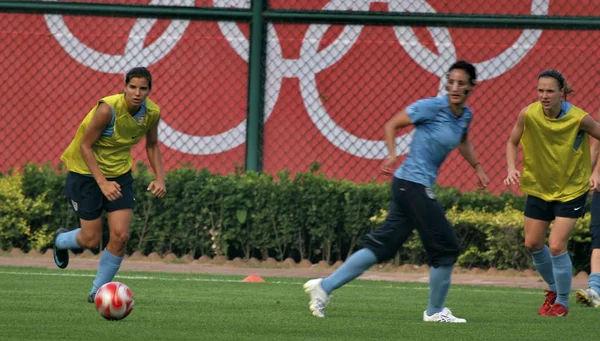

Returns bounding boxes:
[381,156,397,176]
[590,171,600,192]
[147,179,167,198]
[475,164,489,190]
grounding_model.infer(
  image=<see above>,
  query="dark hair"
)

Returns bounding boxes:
[538,69,574,99]
[125,67,152,90]
[448,60,477,86]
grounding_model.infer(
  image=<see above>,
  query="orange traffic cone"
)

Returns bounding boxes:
[241,275,266,283]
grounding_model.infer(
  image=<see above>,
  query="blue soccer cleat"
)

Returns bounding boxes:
[53,228,69,269]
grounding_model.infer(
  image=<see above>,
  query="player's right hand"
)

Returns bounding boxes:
[503,169,521,186]
[100,181,122,201]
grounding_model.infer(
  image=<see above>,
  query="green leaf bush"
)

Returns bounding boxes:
[0,163,593,273]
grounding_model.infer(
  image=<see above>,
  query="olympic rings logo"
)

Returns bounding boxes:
[45,0,549,158]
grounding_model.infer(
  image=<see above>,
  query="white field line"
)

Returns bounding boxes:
[0,270,541,295]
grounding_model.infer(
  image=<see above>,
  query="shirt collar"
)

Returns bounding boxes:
[442,94,471,118]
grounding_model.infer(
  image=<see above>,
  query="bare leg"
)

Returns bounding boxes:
[90,209,132,296]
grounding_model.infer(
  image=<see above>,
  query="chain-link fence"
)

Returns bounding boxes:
[261,23,600,193]
[36,0,251,9]
[269,0,553,14]
[20,0,597,16]
[2,1,600,194]
[0,12,250,175]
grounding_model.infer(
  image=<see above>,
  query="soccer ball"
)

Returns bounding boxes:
[95,282,135,321]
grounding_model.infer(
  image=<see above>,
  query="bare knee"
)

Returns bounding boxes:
[106,210,133,252]
[548,242,567,256]
[523,217,551,253]
[78,231,101,249]
[524,240,545,253]
[110,230,130,248]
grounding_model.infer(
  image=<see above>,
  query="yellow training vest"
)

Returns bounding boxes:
[61,94,160,177]
[520,101,590,202]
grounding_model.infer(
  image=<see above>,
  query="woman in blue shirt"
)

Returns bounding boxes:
[304,60,489,323]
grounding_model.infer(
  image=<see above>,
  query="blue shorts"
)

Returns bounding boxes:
[65,171,135,221]
[590,192,600,249]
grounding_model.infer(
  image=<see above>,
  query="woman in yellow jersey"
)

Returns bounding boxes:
[505,69,600,317]
[575,119,600,308]
[53,67,166,303]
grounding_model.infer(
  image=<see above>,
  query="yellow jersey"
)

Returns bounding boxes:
[61,94,160,177]
[520,101,590,202]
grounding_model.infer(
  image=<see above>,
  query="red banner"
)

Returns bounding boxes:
[1,0,599,194]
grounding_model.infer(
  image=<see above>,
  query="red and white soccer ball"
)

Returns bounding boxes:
[95,282,135,321]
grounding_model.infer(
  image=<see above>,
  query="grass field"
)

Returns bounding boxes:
[0,265,596,341]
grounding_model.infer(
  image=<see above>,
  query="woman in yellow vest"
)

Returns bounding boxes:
[575,116,600,308]
[505,69,600,317]
[53,67,166,303]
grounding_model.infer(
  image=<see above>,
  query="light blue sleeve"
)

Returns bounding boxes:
[99,101,116,137]
[406,97,441,125]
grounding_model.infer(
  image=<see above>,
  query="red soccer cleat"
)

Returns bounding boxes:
[538,290,557,315]
[540,303,568,317]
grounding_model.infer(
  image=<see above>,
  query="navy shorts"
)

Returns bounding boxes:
[590,192,600,249]
[65,171,135,221]
[524,192,587,222]
[362,177,459,267]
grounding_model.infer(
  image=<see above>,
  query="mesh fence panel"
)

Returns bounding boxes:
[20,0,597,15]
[33,0,251,9]
[262,23,600,193]
[2,1,600,193]
[0,13,249,175]
[268,0,595,16]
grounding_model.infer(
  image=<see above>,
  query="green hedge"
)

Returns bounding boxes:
[0,163,593,272]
